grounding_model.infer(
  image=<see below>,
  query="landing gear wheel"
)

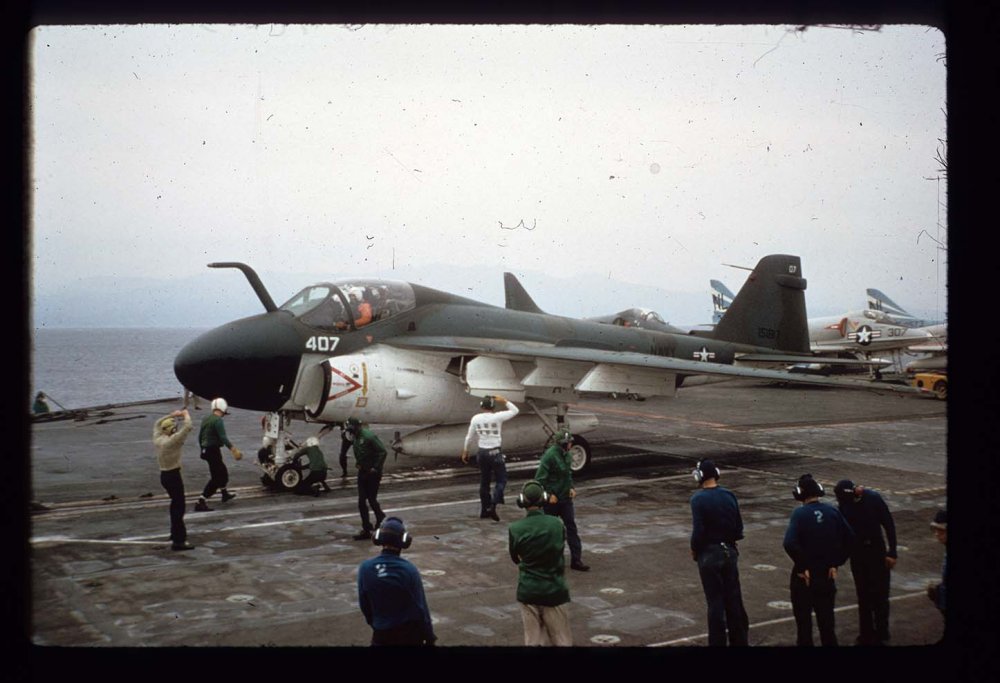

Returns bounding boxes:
[276,463,303,491]
[933,379,947,400]
[567,435,592,473]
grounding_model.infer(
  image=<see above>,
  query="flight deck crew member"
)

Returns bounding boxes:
[927,509,947,624]
[834,479,898,645]
[194,398,242,512]
[783,474,854,646]
[292,436,331,496]
[346,417,387,540]
[508,480,572,646]
[357,516,436,646]
[153,408,195,551]
[461,395,519,522]
[689,459,749,646]
[318,422,351,478]
[33,392,51,414]
[535,429,590,571]
[339,426,352,478]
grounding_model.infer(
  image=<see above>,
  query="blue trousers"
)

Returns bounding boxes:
[696,543,749,646]
[543,498,583,565]
[850,545,891,643]
[357,469,385,531]
[790,570,838,646]
[477,448,507,511]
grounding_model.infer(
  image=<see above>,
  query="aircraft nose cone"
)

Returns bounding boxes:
[174,313,303,412]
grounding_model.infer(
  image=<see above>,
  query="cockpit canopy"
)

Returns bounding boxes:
[611,308,667,327]
[280,280,416,330]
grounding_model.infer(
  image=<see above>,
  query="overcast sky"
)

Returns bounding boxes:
[28,23,948,325]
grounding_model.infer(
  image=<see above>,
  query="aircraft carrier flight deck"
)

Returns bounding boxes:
[26,379,948,657]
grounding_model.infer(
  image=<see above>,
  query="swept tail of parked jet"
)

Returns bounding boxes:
[710,279,736,325]
[709,255,810,354]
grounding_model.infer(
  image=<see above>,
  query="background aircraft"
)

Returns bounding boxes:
[710,279,941,372]
[174,255,925,478]
[865,288,948,372]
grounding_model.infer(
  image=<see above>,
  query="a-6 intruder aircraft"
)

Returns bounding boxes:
[174,254,924,480]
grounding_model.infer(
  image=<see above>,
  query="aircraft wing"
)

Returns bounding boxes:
[731,353,892,367]
[385,335,928,395]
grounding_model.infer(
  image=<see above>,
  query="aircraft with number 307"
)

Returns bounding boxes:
[173,254,926,483]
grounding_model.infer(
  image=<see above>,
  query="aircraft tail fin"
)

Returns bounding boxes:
[710,279,736,324]
[711,255,810,353]
[503,273,546,314]
[866,288,910,317]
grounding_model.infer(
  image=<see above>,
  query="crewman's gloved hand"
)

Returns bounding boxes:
[231,446,243,461]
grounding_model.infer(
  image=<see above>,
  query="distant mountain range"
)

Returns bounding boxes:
[30,263,938,330]
[29,264,715,330]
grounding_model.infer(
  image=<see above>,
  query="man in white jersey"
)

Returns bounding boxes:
[461,395,519,521]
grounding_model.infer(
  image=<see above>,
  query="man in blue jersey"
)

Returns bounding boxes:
[834,479,898,645]
[783,474,855,646]
[357,517,436,646]
[689,459,749,646]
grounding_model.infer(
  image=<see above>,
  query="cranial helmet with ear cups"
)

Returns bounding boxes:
[793,474,825,501]
[373,517,412,549]
[692,459,720,484]
[517,480,548,508]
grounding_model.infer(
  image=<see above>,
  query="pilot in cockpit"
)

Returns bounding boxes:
[338,287,373,329]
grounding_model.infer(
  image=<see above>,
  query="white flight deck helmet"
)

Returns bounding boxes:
[306,436,320,447]
[211,398,229,415]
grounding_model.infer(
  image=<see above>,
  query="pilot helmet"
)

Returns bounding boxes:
[211,398,229,415]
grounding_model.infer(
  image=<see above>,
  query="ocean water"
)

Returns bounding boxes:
[29,328,209,410]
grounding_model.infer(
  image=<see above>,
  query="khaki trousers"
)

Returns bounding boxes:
[519,602,572,646]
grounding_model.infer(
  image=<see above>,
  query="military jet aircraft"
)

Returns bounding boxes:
[709,279,943,373]
[864,288,947,373]
[174,254,925,478]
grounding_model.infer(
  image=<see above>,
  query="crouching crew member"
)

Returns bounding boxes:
[153,408,195,551]
[508,480,573,646]
[293,436,331,496]
[535,429,589,571]
[689,459,749,646]
[357,517,436,646]
[194,398,242,512]
[783,474,854,646]
[345,417,387,540]
[834,479,898,645]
